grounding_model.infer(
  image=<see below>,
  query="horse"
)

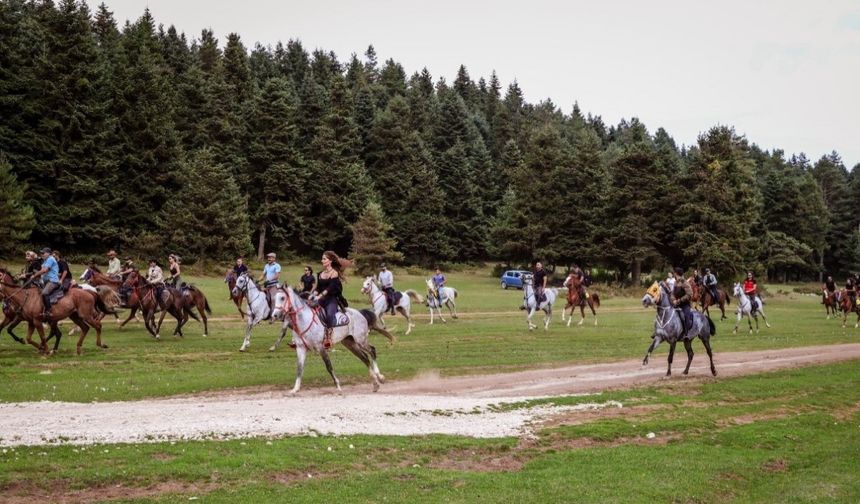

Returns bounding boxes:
[163,284,211,338]
[82,267,144,328]
[641,281,717,377]
[836,289,860,328]
[360,277,421,336]
[272,285,394,394]
[233,273,280,352]
[822,289,840,320]
[561,274,600,327]
[0,269,120,355]
[700,285,730,320]
[124,271,199,339]
[687,277,702,305]
[731,283,771,334]
[423,278,459,324]
[522,276,557,331]
[0,269,25,344]
[225,271,247,319]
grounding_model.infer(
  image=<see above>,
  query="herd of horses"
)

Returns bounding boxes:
[1,263,782,393]
[821,288,860,328]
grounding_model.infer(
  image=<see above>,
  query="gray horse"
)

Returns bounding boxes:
[641,281,717,377]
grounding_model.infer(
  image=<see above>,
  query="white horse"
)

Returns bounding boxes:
[233,273,281,352]
[732,283,771,334]
[523,277,557,331]
[424,278,459,324]
[361,277,421,335]
[272,286,394,394]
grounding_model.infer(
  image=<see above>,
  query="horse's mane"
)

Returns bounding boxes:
[90,264,102,273]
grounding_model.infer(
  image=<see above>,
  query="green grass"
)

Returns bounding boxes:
[2,360,859,503]
[0,264,855,402]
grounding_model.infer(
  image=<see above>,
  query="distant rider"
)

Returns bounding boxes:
[670,267,693,336]
[378,263,395,315]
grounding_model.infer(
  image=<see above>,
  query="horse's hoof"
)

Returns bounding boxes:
[288,389,299,395]
[268,346,276,352]
[453,315,458,319]
[239,347,247,352]
[377,374,385,383]
[372,382,380,392]
[711,369,717,376]
[202,334,208,338]
[101,344,109,350]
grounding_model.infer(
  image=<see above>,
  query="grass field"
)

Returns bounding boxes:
[0,264,855,403]
[2,264,859,502]
[2,360,859,502]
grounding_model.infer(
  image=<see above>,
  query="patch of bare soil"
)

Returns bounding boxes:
[832,402,860,421]
[761,458,788,473]
[1,480,219,504]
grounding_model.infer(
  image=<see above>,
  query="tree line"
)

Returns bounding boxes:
[1,0,857,282]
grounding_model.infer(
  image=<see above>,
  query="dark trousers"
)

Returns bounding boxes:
[320,297,339,327]
[384,287,396,313]
[535,286,545,304]
[679,304,693,334]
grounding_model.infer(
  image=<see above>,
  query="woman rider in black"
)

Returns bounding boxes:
[314,251,348,349]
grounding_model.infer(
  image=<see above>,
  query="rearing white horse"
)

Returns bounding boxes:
[361,277,421,335]
[424,278,459,324]
[272,286,394,394]
[732,283,771,334]
[523,276,557,331]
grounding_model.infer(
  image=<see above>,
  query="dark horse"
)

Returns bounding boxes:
[0,269,25,344]
[225,271,247,319]
[822,289,840,320]
[155,284,211,338]
[838,290,860,328]
[700,286,730,321]
[562,274,600,326]
[125,271,201,339]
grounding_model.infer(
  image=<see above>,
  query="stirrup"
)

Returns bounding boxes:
[323,328,333,349]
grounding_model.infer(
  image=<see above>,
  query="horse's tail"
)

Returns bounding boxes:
[95,286,120,315]
[204,297,212,314]
[707,316,716,336]
[452,288,458,299]
[361,309,395,343]
[406,289,424,303]
[591,293,600,308]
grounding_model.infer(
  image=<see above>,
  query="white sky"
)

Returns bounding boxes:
[96,0,860,167]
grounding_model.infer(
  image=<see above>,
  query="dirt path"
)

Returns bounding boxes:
[2,343,858,447]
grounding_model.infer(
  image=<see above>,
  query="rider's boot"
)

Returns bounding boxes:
[323,327,333,349]
[42,295,51,321]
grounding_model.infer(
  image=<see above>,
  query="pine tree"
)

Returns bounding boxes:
[0,157,36,254]
[162,150,251,261]
[350,202,404,276]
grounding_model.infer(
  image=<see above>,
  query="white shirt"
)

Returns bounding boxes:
[378,270,394,288]
[667,276,676,291]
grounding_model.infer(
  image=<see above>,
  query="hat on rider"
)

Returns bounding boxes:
[266,252,276,259]
[380,263,387,269]
[674,267,685,277]
[40,247,52,254]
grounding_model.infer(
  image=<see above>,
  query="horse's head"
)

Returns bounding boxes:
[361,276,375,295]
[272,286,301,321]
[232,273,250,297]
[0,267,15,284]
[733,283,743,298]
[123,270,140,288]
[642,281,661,307]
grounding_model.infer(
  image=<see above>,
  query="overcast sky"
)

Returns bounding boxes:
[96,0,860,167]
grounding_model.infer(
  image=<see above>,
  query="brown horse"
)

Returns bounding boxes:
[687,277,702,305]
[561,274,601,327]
[86,268,146,328]
[700,286,730,321]
[0,268,120,355]
[838,290,860,328]
[0,269,25,344]
[225,271,246,319]
[125,272,200,339]
[156,284,211,338]
[823,289,840,319]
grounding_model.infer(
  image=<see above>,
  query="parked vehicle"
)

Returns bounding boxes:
[500,270,531,290]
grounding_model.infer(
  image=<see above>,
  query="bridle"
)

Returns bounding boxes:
[276,287,319,348]
[653,282,677,330]
[362,280,386,308]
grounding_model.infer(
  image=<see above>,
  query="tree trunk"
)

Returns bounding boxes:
[257,223,267,261]
[631,258,642,286]
[819,248,824,282]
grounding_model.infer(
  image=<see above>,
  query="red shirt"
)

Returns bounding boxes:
[743,279,756,295]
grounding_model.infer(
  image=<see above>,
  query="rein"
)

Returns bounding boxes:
[278,288,319,348]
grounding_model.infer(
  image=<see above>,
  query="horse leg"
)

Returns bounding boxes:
[87,312,105,349]
[437,305,447,324]
[747,313,754,334]
[682,339,694,375]
[68,315,89,353]
[590,300,598,326]
[733,310,742,334]
[155,308,169,339]
[6,316,24,344]
[527,307,536,330]
[289,345,307,394]
[25,322,43,353]
[198,299,209,337]
[118,307,137,329]
[398,306,414,335]
[666,340,677,377]
[239,318,255,351]
[448,300,458,319]
[643,336,662,366]
[544,305,552,330]
[320,349,342,392]
[269,323,291,352]
[73,318,90,356]
[50,323,63,354]
[341,336,379,391]
[578,305,585,326]
[719,300,726,321]
[701,337,717,376]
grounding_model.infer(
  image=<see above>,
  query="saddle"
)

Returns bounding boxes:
[312,304,350,328]
[388,291,403,310]
[46,288,64,308]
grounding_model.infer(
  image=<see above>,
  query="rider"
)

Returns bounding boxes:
[703,268,719,304]
[666,270,676,292]
[378,263,395,315]
[20,250,42,283]
[119,259,136,281]
[167,254,182,288]
[846,276,857,311]
[533,262,547,305]
[29,248,60,320]
[743,271,758,312]
[300,266,316,296]
[53,250,72,292]
[106,250,122,280]
[823,275,837,303]
[670,267,693,336]
[258,252,281,316]
[692,268,703,288]
[314,251,348,349]
[233,257,248,276]
[432,267,446,305]
[147,258,166,301]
